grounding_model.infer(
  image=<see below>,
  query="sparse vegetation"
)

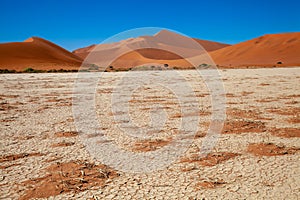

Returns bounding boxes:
[87,64,100,70]
[0,69,16,73]
[0,68,79,73]
[78,69,89,72]
[24,67,36,73]
[199,63,209,67]
[23,67,45,73]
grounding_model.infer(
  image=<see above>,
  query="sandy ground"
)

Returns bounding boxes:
[0,68,299,199]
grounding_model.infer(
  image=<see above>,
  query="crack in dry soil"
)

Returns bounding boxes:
[195,179,226,189]
[180,152,240,166]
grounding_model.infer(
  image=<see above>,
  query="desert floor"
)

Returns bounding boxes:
[0,68,299,200]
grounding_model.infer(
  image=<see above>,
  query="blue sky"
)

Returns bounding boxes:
[1,0,299,51]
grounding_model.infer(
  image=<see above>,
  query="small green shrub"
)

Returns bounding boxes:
[199,63,208,67]
[0,69,16,73]
[24,67,35,73]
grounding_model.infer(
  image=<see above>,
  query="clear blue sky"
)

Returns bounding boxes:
[1,0,299,51]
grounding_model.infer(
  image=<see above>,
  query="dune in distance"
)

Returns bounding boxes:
[210,32,300,67]
[0,30,299,71]
[74,30,230,70]
[73,30,230,60]
[0,37,82,71]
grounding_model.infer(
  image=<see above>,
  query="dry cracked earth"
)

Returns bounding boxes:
[0,68,299,199]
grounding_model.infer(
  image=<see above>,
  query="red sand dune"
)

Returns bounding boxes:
[73,30,229,60]
[73,30,229,69]
[193,38,231,52]
[73,30,230,60]
[0,37,82,71]
[75,31,300,69]
[72,44,96,60]
[110,51,193,70]
[210,32,300,67]
[1,31,299,71]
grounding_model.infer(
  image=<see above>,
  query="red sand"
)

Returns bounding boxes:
[72,30,229,69]
[1,31,299,71]
[74,31,300,69]
[0,37,82,71]
[210,32,300,67]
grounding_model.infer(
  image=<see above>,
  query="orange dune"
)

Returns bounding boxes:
[193,38,230,52]
[73,30,229,60]
[110,50,193,69]
[74,30,229,69]
[72,44,96,59]
[1,31,299,71]
[210,32,300,67]
[0,37,83,71]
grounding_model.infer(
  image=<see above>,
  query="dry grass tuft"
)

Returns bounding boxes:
[20,161,119,200]
[132,139,171,152]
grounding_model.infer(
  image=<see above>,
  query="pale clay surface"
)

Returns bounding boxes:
[0,68,299,199]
